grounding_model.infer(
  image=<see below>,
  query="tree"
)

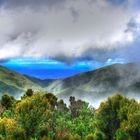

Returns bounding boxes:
[44,93,57,109]
[0,117,26,140]
[16,93,52,139]
[0,104,6,117]
[115,129,130,140]
[95,94,126,139]
[25,89,33,97]
[1,94,15,109]
[94,94,140,140]
[39,125,49,138]
[86,134,94,140]
[93,129,106,140]
[55,130,73,140]
[57,99,68,113]
[120,111,140,139]
[69,96,89,118]
[1,92,140,140]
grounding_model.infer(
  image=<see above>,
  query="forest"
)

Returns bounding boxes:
[0,89,140,140]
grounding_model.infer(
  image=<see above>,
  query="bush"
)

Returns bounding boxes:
[26,89,33,96]
[86,134,94,140]
[0,117,26,140]
[39,136,50,140]
[16,94,51,138]
[56,130,73,140]
[73,134,81,140]
[1,94,15,109]
[39,126,49,138]
[93,129,106,140]
[115,129,130,140]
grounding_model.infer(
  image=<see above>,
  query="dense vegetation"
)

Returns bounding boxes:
[0,90,140,140]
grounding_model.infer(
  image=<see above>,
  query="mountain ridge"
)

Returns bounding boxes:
[0,65,45,97]
[0,63,140,103]
[46,63,140,106]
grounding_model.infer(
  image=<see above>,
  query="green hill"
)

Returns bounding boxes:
[46,63,140,104]
[24,74,55,88]
[1,63,140,102]
[0,66,45,97]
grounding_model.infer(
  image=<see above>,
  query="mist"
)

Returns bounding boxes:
[48,63,140,108]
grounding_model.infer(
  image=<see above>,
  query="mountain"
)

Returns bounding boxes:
[1,63,140,106]
[46,63,140,106]
[24,74,55,88]
[0,66,47,97]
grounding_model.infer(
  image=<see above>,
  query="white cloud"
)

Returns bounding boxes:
[0,0,139,62]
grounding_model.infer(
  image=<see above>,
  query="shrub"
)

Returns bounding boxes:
[1,94,15,109]
[86,134,94,140]
[26,89,33,96]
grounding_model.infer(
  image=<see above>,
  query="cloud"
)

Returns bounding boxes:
[107,0,128,6]
[126,15,140,35]
[1,0,66,9]
[107,0,140,8]
[0,0,139,63]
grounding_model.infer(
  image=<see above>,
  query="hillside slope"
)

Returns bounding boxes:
[24,74,55,88]
[0,66,45,97]
[46,63,140,105]
[1,63,140,104]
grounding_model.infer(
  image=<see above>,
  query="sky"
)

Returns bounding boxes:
[0,0,140,79]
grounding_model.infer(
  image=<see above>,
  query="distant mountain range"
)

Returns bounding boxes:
[0,63,140,105]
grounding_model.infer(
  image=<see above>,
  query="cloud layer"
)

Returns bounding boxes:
[0,0,140,63]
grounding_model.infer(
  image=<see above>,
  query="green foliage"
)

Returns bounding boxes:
[57,99,68,113]
[73,134,81,140]
[0,92,140,140]
[86,134,94,140]
[93,129,106,140]
[44,93,57,109]
[95,94,140,140]
[38,125,49,138]
[2,109,14,118]
[0,117,26,140]
[26,89,34,96]
[69,96,91,118]
[115,129,130,140]
[1,94,15,109]
[16,93,52,138]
